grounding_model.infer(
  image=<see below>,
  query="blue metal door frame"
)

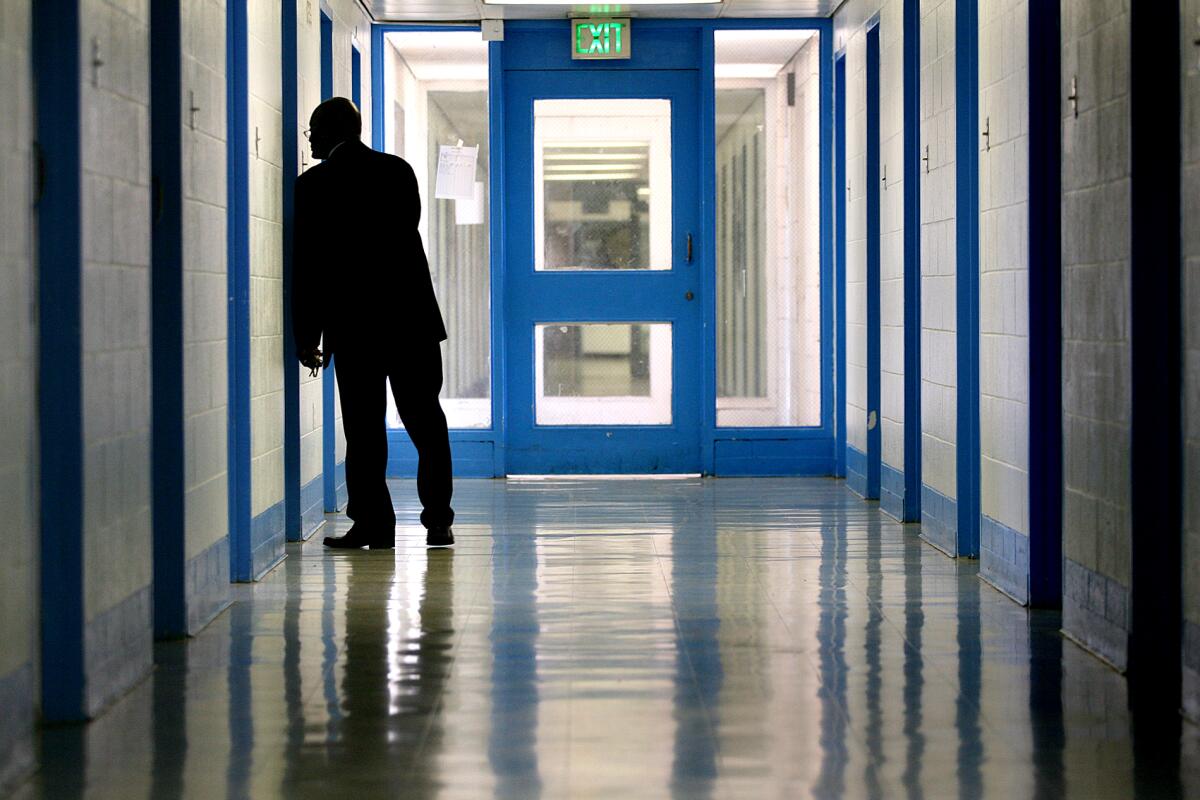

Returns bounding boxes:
[370,18,835,477]
[865,21,882,500]
[834,52,847,479]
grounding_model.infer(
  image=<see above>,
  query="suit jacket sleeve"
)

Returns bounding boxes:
[291,174,323,355]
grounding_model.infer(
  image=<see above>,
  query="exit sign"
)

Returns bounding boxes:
[572,18,631,60]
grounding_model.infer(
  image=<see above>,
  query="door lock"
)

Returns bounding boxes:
[685,291,694,301]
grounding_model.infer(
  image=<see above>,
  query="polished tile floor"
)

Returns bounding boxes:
[14,478,1200,799]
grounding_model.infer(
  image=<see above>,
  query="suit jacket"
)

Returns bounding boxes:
[292,140,448,359]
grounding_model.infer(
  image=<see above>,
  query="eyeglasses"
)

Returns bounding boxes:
[302,128,311,140]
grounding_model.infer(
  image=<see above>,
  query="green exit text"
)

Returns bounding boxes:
[572,19,631,60]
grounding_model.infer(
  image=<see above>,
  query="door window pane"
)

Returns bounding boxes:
[535,99,672,271]
[715,30,823,427]
[535,323,672,425]
[383,31,491,429]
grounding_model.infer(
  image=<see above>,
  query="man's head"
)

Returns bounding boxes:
[308,97,361,160]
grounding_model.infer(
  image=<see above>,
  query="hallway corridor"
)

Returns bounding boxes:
[13,479,1200,799]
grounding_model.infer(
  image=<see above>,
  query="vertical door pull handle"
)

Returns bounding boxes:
[686,232,693,263]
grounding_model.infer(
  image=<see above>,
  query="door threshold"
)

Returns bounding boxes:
[505,474,702,482]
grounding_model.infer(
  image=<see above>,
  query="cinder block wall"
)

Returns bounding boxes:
[0,1,37,791]
[918,0,958,550]
[247,0,287,572]
[977,0,1031,602]
[836,0,886,494]
[295,0,368,524]
[296,0,325,527]
[181,0,231,630]
[1181,0,1200,721]
[80,0,154,714]
[1059,0,1132,669]
[876,0,909,518]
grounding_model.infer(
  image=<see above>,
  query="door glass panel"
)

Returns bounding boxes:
[535,323,672,425]
[382,31,491,429]
[714,30,823,427]
[534,99,672,271]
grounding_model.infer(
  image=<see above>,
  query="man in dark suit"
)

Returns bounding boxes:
[292,97,454,548]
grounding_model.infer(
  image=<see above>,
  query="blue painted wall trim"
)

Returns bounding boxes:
[979,514,1030,605]
[835,54,847,479]
[282,0,302,541]
[300,474,325,539]
[226,0,253,582]
[150,0,188,638]
[879,462,905,522]
[865,22,882,500]
[34,0,87,722]
[1184,621,1200,722]
[1062,558,1129,672]
[250,501,287,581]
[920,484,958,557]
[336,460,348,508]
[183,537,232,635]
[84,586,153,717]
[846,446,868,499]
[954,0,981,558]
[0,663,34,791]
[901,0,921,523]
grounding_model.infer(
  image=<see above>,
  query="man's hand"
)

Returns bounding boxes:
[299,347,324,377]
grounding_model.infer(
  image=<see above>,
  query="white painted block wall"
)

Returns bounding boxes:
[978,0,1030,538]
[840,8,872,458]
[80,0,154,711]
[878,0,908,476]
[0,0,37,788]
[919,0,958,500]
[249,0,285,521]
[836,0,906,479]
[183,0,230,564]
[1180,0,1200,719]
[1060,0,1132,666]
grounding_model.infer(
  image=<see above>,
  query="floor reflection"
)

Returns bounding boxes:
[10,478,1200,799]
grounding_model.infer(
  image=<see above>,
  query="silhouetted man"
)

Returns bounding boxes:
[292,97,454,548]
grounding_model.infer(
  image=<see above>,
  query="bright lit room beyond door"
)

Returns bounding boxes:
[375,21,832,477]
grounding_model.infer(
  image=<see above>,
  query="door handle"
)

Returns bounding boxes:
[686,232,693,263]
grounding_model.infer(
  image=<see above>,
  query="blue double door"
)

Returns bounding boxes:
[503,68,703,474]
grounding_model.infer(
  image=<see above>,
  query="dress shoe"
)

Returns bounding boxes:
[323,525,395,549]
[426,526,454,547]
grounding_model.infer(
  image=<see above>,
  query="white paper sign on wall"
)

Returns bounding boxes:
[455,181,485,225]
[435,141,479,200]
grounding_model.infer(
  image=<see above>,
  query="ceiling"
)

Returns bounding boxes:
[363,0,843,22]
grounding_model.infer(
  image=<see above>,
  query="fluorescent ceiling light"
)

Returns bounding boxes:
[486,0,718,4]
[543,153,648,160]
[545,163,646,171]
[543,172,641,180]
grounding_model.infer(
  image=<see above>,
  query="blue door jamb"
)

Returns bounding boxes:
[150,0,187,634]
[834,52,847,479]
[34,0,87,721]
[226,0,253,582]
[282,0,302,540]
[955,0,981,557]
[352,44,362,108]
[1026,2,1061,606]
[901,0,922,521]
[319,11,338,512]
[865,22,882,500]
[698,18,836,476]
[368,23,501,477]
